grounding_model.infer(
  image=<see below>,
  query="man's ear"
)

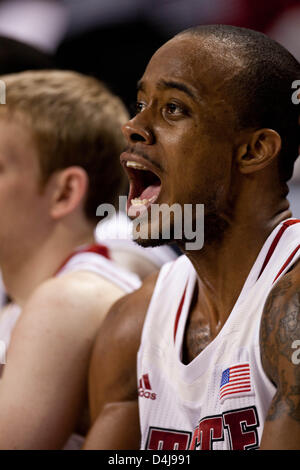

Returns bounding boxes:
[236,129,282,174]
[50,167,89,220]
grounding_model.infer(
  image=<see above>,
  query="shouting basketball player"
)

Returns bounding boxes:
[85,25,300,450]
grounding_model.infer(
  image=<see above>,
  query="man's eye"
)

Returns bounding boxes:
[135,101,146,114]
[166,103,180,114]
[164,102,188,116]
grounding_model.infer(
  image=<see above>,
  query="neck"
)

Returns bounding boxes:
[179,180,292,329]
[1,222,95,307]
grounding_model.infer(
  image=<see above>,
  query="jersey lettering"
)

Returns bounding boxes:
[146,427,191,450]
[146,407,259,450]
[190,416,223,450]
[223,407,259,450]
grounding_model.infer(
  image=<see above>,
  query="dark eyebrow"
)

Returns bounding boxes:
[137,78,198,102]
[157,79,198,101]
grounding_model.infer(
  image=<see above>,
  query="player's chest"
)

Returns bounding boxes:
[181,303,223,364]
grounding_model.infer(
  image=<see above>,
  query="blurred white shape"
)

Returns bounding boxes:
[0,0,69,53]
[95,211,178,270]
[96,210,132,241]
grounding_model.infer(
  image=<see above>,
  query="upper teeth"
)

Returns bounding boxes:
[131,196,157,206]
[126,161,148,170]
[131,198,149,206]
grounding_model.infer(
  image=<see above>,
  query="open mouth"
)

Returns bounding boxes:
[121,155,162,218]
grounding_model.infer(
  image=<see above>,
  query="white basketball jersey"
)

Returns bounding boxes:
[0,243,141,356]
[0,243,141,450]
[138,219,300,450]
[95,211,178,269]
[55,243,141,292]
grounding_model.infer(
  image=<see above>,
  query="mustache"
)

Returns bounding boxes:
[123,146,164,173]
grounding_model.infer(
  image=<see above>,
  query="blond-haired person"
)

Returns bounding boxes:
[0,70,143,449]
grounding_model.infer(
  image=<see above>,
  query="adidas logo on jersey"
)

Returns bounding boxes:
[138,374,157,400]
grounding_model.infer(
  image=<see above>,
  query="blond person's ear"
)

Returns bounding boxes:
[49,167,89,220]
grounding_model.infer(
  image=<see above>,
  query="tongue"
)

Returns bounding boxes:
[138,183,161,201]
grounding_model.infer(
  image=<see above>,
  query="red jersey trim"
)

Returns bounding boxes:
[273,244,300,284]
[55,243,110,275]
[173,220,300,342]
[257,219,300,280]
[174,284,188,342]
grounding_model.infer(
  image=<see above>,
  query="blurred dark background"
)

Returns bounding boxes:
[0,0,299,213]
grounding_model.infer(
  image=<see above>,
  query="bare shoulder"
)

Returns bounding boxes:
[0,271,131,450]
[5,270,133,393]
[19,270,127,332]
[88,270,159,420]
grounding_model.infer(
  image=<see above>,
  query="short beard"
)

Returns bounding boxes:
[132,221,178,248]
[131,206,229,252]
[202,212,229,246]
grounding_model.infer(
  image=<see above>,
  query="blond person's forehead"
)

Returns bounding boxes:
[0,117,39,170]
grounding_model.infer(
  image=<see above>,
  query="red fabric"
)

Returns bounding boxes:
[174,285,187,342]
[55,243,110,275]
[257,220,300,280]
[273,244,300,283]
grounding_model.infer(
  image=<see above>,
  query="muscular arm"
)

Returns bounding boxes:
[83,272,158,450]
[0,272,125,449]
[260,268,300,449]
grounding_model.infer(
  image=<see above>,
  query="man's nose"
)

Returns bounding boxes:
[122,117,154,145]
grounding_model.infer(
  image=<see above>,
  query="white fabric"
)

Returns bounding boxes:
[95,212,178,268]
[138,219,300,450]
[56,250,141,293]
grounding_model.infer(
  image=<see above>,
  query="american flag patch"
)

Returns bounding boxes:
[219,363,251,401]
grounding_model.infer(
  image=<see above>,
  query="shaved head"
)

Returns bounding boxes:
[177,25,300,181]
